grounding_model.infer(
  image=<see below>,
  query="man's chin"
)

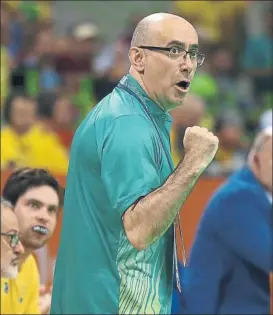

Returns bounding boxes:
[23,238,49,251]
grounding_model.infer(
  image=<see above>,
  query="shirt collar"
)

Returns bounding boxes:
[119,74,172,121]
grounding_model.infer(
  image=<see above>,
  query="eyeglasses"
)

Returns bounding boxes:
[1,232,21,248]
[138,45,205,66]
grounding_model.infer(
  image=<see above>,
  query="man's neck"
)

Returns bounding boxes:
[128,69,166,111]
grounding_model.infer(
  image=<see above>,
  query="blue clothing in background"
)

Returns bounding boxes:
[181,167,272,314]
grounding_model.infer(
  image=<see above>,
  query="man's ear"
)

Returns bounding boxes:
[128,47,145,72]
[253,153,260,170]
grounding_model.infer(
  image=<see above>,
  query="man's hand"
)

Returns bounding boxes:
[39,284,52,314]
[183,126,219,172]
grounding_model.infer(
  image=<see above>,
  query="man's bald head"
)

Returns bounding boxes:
[131,13,196,47]
[248,126,272,192]
[1,197,16,233]
[1,196,24,279]
[129,13,200,111]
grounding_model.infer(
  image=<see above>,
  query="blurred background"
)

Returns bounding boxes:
[1,0,272,284]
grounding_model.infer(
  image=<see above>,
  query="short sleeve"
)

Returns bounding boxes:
[99,115,161,216]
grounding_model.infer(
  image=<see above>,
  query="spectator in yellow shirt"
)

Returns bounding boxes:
[1,93,69,175]
[1,168,63,314]
[1,197,24,279]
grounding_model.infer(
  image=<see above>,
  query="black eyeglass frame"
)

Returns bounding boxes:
[1,232,20,248]
[138,45,205,66]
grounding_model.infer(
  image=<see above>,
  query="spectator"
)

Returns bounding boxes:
[41,92,76,149]
[55,21,99,77]
[1,93,69,174]
[1,168,63,314]
[205,110,247,176]
[55,21,100,121]
[10,28,58,98]
[1,197,24,279]
[70,20,100,58]
[180,126,272,314]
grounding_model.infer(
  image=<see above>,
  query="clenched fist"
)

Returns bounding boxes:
[183,126,219,172]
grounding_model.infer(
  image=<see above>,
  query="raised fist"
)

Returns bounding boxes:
[183,126,219,172]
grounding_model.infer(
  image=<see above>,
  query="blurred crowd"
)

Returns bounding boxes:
[1,0,272,177]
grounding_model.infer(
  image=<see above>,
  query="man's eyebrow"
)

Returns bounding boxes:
[26,198,59,210]
[26,198,42,204]
[166,40,185,47]
[48,204,58,210]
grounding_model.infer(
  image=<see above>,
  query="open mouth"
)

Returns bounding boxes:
[176,80,190,91]
[32,225,49,235]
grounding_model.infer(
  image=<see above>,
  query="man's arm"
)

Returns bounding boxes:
[123,125,218,250]
[100,114,218,250]
[123,153,206,249]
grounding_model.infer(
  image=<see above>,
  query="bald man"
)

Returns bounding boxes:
[1,198,24,279]
[179,127,272,314]
[51,13,218,314]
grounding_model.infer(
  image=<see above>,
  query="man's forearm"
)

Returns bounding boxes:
[123,155,202,250]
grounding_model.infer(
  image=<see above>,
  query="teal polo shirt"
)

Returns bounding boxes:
[51,74,175,314]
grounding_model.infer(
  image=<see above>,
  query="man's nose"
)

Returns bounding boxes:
[14,240,24,255]
[179,53,194,74]
[36,207,50,224]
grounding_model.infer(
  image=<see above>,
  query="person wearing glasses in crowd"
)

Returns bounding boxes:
[1,168,63,314]
[1,197,24,279]
[51,13,218,314]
